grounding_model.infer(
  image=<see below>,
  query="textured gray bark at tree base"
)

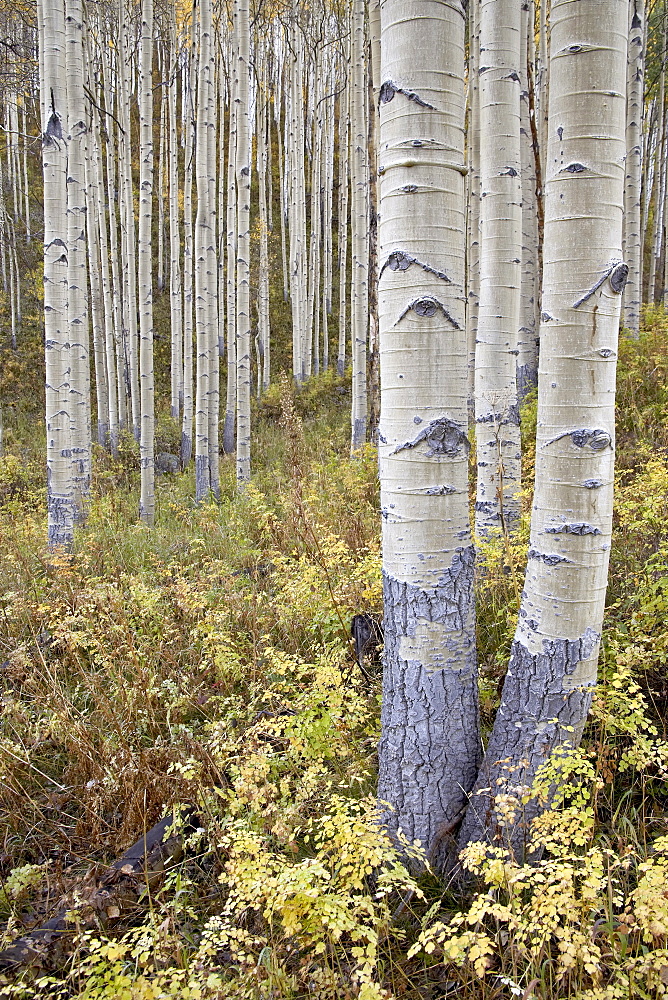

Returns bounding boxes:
[378,548,480,870]
[457,627,599,858]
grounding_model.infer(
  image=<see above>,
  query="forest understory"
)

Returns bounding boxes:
[0,312,668,999]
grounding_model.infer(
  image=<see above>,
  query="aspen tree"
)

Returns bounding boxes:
[623,0,644,335]
[223,49,237,456]
[85,118,109,449]
[65,0,91,523]
[21,101,30,242]
[349,0,368,452]
[207,22,220,500]
[459,0,628,855]
[377,0,479,866]
[474,0,523,537]
[40,0,74,549]
[168,6,182,420]
[517,0,539,399]
[156,45,166,296]
[275,51,290,306]
[138,0,155,524]
[118,8,140,440]
[337,63,349,376]
[257,53,271,391]
[235,0,251,482]
[195,0,213,500]
[648,19,667,305]
[465,0,480,413]
[181,7,196,466]
[93,98,119,457]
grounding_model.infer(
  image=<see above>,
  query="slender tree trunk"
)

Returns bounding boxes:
[474,0,523,538]
[41,0,74,549]
[337,67,349,376]
[349,0,368,452]
[138,0,155,524]
[517,0,539,398]
[168,8,182,420]
[194,0,213,500]
[66,0,91,524]
[181,9,196,467]
[465,0,480,416]
[235,0,251,483]
[377,0,479,869]
[623,0,644,335]
[223,55,237,456]
[459,0,628,857]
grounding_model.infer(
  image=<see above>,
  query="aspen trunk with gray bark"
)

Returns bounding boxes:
[377,0,479,869]
[459,0,628,858]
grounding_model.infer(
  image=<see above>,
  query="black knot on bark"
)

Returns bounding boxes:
[610,262,629,293]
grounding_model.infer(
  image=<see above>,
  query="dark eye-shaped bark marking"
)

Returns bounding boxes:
[379,250,451,283]
[392,417,470,458]
[573,260,628,308]
[563,162,587,173]
[379,80,435,109]
[395,296,461,329]
[528,549,573,565]
[546,428,613,451]
[544,522,601,535]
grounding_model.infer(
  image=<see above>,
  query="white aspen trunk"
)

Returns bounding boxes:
[337,71,349,376]
[349,0,368,452]
[459,0,628,856]
[291,16,308,381]
[322,70,335,371]
[367,4,381,443]
[235,0,251,483]
[7,216,17,351]
[168,8,182,420]
[85,121,109,449]
[377,0,479,869]
[276,80,290,304]
[474,0,522,538]
[623,0,644,335]
[223,57,237,456]
[536,0,550,175]
[118,8,140,440]
[308,60,323,377]
[217,42,226,368]
[0,163,8,297]
[207,28,220,500]
[102,49,127,434]
[195,0,212,499]
[257,61,271,391]
[66,0,91,524]
[156,47,166,295]
[465,0,481,415]
[641,98,657,260]
[138,0,155,524]
[517,0,539,399]
[181,9,196,466]
[91,95,119,455]
[648,24,666,305]
[40,0,74,549]
[21,101,30,242]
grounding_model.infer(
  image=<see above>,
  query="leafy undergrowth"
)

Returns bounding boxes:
[2,323,668,998]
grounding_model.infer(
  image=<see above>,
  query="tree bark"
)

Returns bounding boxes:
[377,0,479,869]
[459,0,628,859]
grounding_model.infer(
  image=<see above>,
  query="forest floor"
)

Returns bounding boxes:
[2,319,668,998]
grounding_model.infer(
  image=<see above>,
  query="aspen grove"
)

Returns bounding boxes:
[3,0,668,996]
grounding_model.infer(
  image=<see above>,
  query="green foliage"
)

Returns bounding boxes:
[6,324,668,999]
